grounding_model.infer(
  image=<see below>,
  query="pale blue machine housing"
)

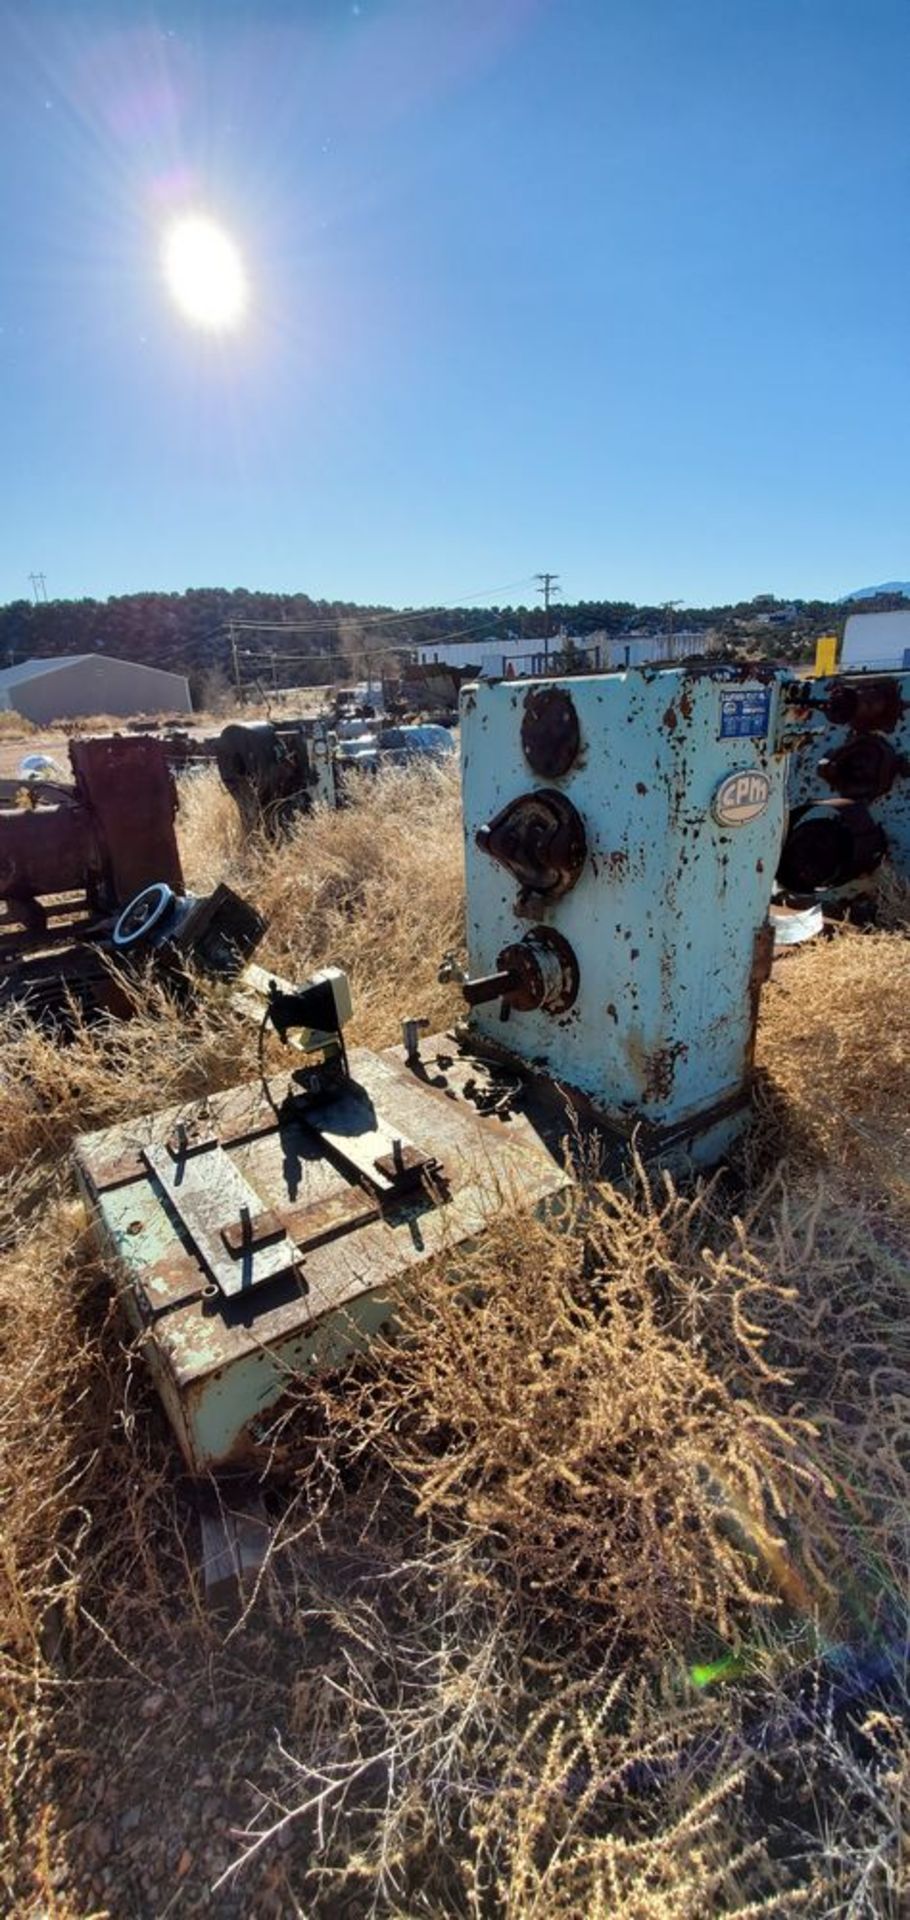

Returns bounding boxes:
[460,665,789,1166]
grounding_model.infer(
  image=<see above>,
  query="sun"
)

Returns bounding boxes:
[162,214,247,331]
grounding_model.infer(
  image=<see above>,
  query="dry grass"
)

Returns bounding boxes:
[0,710,37,740]
[0,761,909,1917]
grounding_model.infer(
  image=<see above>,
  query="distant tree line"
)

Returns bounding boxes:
[0,586,903,696]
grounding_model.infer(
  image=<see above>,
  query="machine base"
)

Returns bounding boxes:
[75,1038,568,1476]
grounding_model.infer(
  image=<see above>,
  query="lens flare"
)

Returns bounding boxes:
[162,214,247,331]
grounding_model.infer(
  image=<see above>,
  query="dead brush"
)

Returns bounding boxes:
[0,974,253,1185]
[1,756,909,1916]
[755,924,910,1209]
[0,709,37,740]
[307,1172,837,1650]
[175,758,465,1044]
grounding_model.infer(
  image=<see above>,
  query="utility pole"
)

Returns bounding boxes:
[662,600,682,658]
[28,572,47,604]
[535,572,560,669]
[228,621,241,700]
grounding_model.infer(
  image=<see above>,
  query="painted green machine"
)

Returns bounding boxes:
[75,969,566,1476]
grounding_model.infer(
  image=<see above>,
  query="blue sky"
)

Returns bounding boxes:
[1,0,908,609]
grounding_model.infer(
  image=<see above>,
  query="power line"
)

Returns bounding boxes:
[535,572,561,667]
[221,576,537,642]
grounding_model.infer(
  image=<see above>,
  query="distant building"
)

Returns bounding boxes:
[416,628,704,678]
[841,609,910,670]
[0,654,192,723]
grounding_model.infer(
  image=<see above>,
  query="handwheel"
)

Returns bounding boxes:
[112,882,177,950]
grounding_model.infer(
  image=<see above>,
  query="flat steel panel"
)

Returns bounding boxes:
[143,1143,302,1298]
[77,1044,568,1471]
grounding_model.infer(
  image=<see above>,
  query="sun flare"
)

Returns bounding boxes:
[162,214,247,331]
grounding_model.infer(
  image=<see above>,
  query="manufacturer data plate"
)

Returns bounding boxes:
[719,688,771,740]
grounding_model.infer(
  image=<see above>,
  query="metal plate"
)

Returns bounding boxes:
[143,1143,302,1299]
[301,1083,438,1196]
[78,1043,569,1472]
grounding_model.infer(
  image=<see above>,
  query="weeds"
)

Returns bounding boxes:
[0,760,908,1915]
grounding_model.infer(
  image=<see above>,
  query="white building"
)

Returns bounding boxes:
[416,628,704,679]
[0,654,192,723]
[841,610,910,671]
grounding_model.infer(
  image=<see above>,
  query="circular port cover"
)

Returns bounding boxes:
[520,686,581,778]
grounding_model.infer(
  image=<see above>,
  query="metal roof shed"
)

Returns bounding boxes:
[0,654,192,723]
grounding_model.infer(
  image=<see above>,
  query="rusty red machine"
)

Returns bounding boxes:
[0,735,263,1016]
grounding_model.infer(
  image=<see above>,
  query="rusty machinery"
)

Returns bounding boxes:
[777,671,909,913]
[213,718,336,832]
[75,959,564,1487]
[77,661,802,1509]
[453,666,791,1165]
[0,734,264,1017]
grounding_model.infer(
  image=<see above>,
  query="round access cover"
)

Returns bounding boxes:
[520,687,580,778]
[819,734,901,802]
[777,801,885,894]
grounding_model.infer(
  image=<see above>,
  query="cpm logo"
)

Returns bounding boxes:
[711,768,772,827]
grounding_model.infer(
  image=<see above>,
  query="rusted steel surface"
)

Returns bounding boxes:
[783,671,910,891]
[461,667,788,1161]
[284,1186,380,1250]
[137,1250,209,1318]
[819,734,900,803]
[475,788,587,911]
[1,735,183,978]
[495,925,579,1014]
[69,736,182,901]
[520,686,580,778]
[821,675,904,735]
[77,1043,567,1473]
[299,1082,439,1198]
[220,1207,288,1256]
[142,1143,304,1299]
[372,1141,440,1189]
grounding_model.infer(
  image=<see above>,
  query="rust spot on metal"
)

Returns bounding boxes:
[641,1041,688,1103]
[373,1142,442,1191]
[824,676,903,734]
[495,926,580,1015]
[679,689,693,720]
[604,849,629,877]
[662,704,677,732]
[745,922,775,1071]
[636,781,648,795]
[819,734,900,802]
[85,1149,146,1192]
[138,1250,208,1318]
[283,1186,380,1250]
[221,1208,288,1257]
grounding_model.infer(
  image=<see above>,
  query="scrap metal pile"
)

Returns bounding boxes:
[0,733,265,1019]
